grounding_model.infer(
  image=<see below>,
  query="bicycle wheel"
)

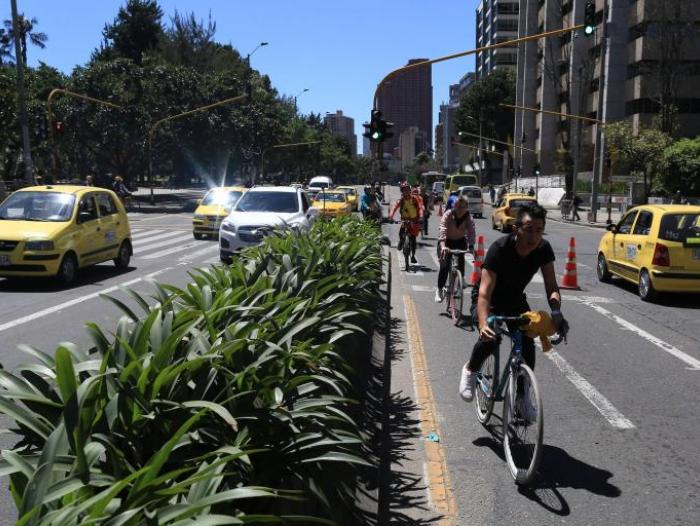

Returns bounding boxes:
[475,353,496,425]
[502,363,543,485]
[403,240,411,271]
[451,269,463,325]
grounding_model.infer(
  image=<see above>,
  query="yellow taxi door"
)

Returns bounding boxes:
[75,194,104,266]
[627,209,655,274]
[611,209,639,281]
[95,192,123,261]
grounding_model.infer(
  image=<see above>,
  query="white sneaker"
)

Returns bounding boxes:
[434,287,444,303]
[459,366,476,402]
[516,396,537,422]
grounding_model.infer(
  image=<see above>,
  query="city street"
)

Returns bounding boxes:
[382,186,700,525]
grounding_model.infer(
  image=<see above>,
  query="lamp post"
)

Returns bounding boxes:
[294,88,309,112]
[462,115,483,183]
[245,41,268,65]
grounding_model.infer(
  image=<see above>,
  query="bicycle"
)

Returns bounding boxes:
[442,248,471,327]
[398,219,421,272]
[473,314,564,485]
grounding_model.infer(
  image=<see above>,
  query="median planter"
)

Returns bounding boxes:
[0,216,383,525]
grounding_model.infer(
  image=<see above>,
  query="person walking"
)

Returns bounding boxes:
[572,194,582,221]
[112,176,132,205]
[488,184,496,205]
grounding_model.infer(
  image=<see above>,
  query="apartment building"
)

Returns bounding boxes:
[324,110,357,156]
[514,0,700,178]
[476,0,520,80]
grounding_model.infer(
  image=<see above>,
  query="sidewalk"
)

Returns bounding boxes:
[128,186,207,213]
[546,205,622,229]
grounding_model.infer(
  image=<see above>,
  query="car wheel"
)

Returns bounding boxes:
[597,253,612,283]
[220,252,232,264]
[638,269,658,302]
[57,252,78,285]
[114,240,131,269]
[193,232,204,240]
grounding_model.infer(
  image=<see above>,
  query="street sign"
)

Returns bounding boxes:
[610,175,637,182]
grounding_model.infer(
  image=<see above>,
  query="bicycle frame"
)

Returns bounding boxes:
[477,316,527,403]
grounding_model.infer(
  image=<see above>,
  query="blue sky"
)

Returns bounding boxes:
[4,0,479,152]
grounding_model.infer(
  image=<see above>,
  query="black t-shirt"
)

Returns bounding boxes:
[471,234,555,315]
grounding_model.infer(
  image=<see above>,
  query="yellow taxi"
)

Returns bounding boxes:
[336,186,359,211]
[0,185,132,284]
[491,193,538,232]
[597,205,700,301]
[192,186,246,239]
[311,190,352,219]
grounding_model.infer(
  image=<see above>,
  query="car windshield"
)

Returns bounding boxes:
[201,189,243,207]
[339,188,356,196]
[315,192,345,203]
[508,199,536,208]
[658,213,700,242]
[0,191,76,222]
[235,191,299,213]
[452,175,478,187]
[462,188,482,199]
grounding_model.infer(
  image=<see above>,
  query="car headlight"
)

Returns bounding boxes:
[193,214,206,220]
[221,222,236,233]
[25,240,55,251]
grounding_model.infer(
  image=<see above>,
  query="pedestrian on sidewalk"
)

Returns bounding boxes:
[671,190,684,204]
[488,184,495,205]
[572,194,582,221]
[528,187,535,197]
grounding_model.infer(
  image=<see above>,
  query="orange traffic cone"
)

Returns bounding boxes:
[469,235,485,286]
[560,236,581,290]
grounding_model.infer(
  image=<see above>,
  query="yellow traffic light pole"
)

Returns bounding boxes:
[500,103,603,125]
[47,88,121,178]
[259,140,321,185]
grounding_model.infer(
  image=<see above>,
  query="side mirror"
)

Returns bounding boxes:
[606,223,617,232]
[307,207,319,218]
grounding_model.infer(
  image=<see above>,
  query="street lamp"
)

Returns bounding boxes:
[294,88,309,112]
[245,41,268,65]
[462,114,483,183]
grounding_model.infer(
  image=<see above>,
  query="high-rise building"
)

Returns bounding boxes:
[476,0,520,80]
[439,72,476,171]
[399,126,430,170]
[514,0,700,178]
[324,110,357,156]
[376,58,433,160]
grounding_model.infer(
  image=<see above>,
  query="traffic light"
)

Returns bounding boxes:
[363,110,393,143]
[534,163,541,177]
[53,121,65,134]
[583,0,596,37]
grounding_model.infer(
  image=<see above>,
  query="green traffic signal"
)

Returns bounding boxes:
[584,25,594,36]
[583,0,595,37]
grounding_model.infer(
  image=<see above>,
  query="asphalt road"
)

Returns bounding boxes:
[382,185,700,525]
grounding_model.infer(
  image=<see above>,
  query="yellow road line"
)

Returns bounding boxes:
[403,295,457,525]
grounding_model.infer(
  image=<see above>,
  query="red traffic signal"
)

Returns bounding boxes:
[53,121,65,134]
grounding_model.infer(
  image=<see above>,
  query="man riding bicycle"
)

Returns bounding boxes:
[459,204,569,410]
[435,195,475,302]
[390,182,424,264]
[360,185,380,220]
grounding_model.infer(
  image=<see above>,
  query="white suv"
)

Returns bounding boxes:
[219,186,318,262]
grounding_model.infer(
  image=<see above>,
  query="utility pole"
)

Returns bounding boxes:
[591,0,609,223]
[11,0,34,184]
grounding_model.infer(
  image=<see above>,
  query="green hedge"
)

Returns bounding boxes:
[0,216,383,525]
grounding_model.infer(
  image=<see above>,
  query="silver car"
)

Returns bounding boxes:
[458,185,485,218]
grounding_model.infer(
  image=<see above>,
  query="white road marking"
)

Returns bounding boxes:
[133,233,193,253]
[127,214,170,222]
[141,241,202,260]
[543,347,636,429]
[132,230,183,245]
[177,244,219,262]
[411,285,435,292]
[130,229,165,240]
[573,299,700,371]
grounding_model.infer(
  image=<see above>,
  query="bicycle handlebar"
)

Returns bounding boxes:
[488,314,567,346]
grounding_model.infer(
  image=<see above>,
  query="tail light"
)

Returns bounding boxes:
[652,243,670,266]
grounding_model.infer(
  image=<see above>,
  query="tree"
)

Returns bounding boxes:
[661,137,700,195]
[606,121,671,199]
[456,69,515,145]
[0,28,13,65]
[97,0,164,65]
[2,14,48,65]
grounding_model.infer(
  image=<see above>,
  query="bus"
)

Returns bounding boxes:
[442,173,480,202]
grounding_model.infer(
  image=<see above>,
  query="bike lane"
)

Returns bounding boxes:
[384,213,699,525]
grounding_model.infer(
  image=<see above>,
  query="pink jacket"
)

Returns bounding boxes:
[438,209,476,246]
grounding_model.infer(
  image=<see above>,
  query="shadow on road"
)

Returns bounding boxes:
[605,277,700,309]
[473,427,621,517]
[0,265,136,293]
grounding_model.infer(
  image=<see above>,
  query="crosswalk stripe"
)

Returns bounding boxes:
[177,244,219,262]
[133,233,193,253]
[141,240,207,260]
[132,230,184,246]
[131,229,165,240]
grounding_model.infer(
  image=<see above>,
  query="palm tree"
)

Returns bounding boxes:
[3,14,48,65]
[0,28,13,64]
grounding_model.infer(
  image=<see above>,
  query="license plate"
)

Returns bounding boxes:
[0,255,10,266]
[693,248,700,260]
